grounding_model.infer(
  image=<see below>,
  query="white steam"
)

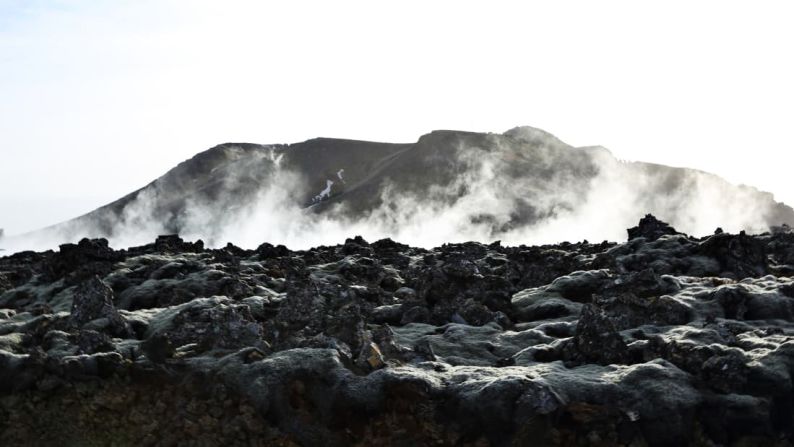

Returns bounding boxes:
[0,131,789,254]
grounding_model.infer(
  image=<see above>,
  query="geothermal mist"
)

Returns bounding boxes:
[0,129,786,254]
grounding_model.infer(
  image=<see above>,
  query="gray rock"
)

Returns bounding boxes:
[2,218,794,445]
[69,276,130,337]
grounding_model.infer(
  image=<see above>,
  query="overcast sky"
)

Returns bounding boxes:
[1,1,793,235]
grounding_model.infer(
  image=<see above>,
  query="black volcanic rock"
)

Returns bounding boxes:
[627,213,682,241]
[69,275,130,337]
[2,222,794,445]
[255,242,289,259]
[699,231,769,279]
[153,234,204,253]
[573,304,632,365]
[47,238,121,283]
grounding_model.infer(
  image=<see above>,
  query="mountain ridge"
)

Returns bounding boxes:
[4,126,793,252]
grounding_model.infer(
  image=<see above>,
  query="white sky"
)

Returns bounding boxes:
[1,0,793,235]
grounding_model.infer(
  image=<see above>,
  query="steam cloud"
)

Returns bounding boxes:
[1,128,788,254]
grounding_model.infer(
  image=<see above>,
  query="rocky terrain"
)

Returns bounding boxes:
[0,215,793,446]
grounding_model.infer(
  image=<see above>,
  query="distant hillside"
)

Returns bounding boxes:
[8,126,794,251]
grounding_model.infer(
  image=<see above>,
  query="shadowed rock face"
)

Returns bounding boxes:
[2,216,794,445]
[628,214,684,241]
[15,126,794,250]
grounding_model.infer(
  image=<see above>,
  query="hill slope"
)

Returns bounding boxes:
[6,126,794,251]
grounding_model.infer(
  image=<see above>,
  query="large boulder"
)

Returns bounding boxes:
[69,275,130,337]
[627,214,683,241]
[698,231,768,279]
[47,238,122,283]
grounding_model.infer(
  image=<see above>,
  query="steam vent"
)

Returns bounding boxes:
[1,215,794,446]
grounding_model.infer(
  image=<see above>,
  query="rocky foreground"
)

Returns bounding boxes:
[2,215,794,446]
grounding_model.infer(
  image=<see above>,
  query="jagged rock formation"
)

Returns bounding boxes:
[11,127,794,251]
[627,214,684,241]
[2,216,794,446]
